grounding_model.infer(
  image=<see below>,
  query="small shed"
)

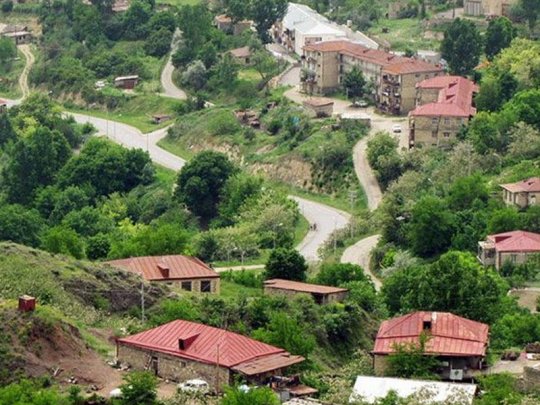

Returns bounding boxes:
[302,98,334,118]
[114,75,139,90]
[18,295,36,312]
[152,114,171,124]
[264,279,348,305]
[229,46,252,65]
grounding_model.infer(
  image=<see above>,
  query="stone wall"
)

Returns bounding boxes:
[117,344,231,391]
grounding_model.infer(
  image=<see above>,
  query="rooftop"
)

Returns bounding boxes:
[373,311,489,357]
[117,320,304,373]
[229,46,251,58]
[486,230,540,253]
[500,177,540,193]
[303,40,441,75]
[106,255,219,281]
[350,376,476,404]
[410,76,478,118]
[302,97,334,107]
[264,279,348,295]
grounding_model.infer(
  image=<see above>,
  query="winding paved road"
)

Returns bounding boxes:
[7,45,350,263]
[160,55,186,100]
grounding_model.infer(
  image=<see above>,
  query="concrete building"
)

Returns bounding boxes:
[478,230,540,270]
[263,279,348,304]
[409,76,478,148]
[500,178,540,209]
[302,97,334,117]
[274,3,379,56]
[302,40,444,114]
[464,0,517,16]
[373,311,489,380]
[349,376,477,404]
[116,320,305,391]
[107,255,220,293]
[114,75,139,89]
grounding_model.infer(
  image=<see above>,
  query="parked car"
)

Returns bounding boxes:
[351,100,368,108]
[392,124,402,133]
[178,379,210,394]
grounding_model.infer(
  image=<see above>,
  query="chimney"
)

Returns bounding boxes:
[18,295,36,312]
[178,333,200,350]
[157,263,170,279]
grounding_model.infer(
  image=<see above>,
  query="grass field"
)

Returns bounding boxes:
[156,0,200,6]
[368,18,440,51]
[0,49,25,99]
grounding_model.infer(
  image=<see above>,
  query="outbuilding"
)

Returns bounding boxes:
[264,279,348,305]
[302,97,334,117]
[114,75,139,89]
[116,320,305,392]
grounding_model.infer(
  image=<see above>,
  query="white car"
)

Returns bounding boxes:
[178,379,210,394]
[392,124,402,133]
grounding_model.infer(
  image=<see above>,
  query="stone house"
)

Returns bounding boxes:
[214,14,252,36]
[0,24,32,44]
[373,311,489,380]
[500,178,540,209]
[229,46,252,65]
[478,230,540,270]
[301,40,443,115]
[408,76,478,148]
[106,255,220,293]
[116,320,305,392]
[302,97,334,117]
[464,0,517,16]
[263,279,348,304]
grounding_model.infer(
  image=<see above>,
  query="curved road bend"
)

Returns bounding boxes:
[160,55,187,100]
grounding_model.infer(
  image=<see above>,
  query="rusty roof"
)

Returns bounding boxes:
[117,320,304,371]
[106,255,219,281]
[500,177,540,193]
[303,40,442,75]
[229,46,251,58]
[373,312,489,357]
[302,97,334,107]
[487,230,540,253]
[264,279,347,294]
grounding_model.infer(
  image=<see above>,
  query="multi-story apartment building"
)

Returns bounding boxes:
[408,76,478,148]
[301,40,443,115]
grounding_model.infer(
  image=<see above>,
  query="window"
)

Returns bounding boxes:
[431,131,438,138]
[423,321,432,330]
[444,117,450,125]
[510,254,517,263]
[201,280,212,293]
[181,281,192,291]
[443,132,450,138]
[432,117,438,126]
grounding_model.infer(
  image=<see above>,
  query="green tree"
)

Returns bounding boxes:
[253,312,315,358]
[41,226,85,259]
[181,60,207,90]
[1,0,13,13]
[366,132,402,189]
[466,111,504,153]
[342,65,367,101]
[222,385,279,405]
[86,233,111,260]
[386,333,440,379]
[224,0,248,24]
[0,112,15,146]
[122,0,152,40]
[210,53,239,90]
[249,0,287,43]
[407,196,455,257]
[0,204,44,247]
[148,10,176,33]
[0,37,16,68]
[316,263,370,286]
[174,151,237,220]
[487,207,522,234]
[447,173,488,210]
[441,18,482,75]
[502,89,540,130]
[217,173,262,226]
[251,49,279,90]
[178,4,212,51]
[120,371,158,405]
[144,27,173,57]
[520,0,540,33]
[485,17,515,60]
[265,248,307,281]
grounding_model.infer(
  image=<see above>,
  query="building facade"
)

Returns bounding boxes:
[500,178,540,209]
[263,279,348,304]
[478,230,540,270]
[107,255,220,293]
[116,320,305,391]
[373,312,489,380]
[409,76,478,148]
[301,40,443,115]
[464,0,517,16]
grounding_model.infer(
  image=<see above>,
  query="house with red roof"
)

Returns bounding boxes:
[373,311,489,380]
[301,39,443,114]
[106,255,220,293]
[500,177,540,209]
[478,230,540,270]
[116,320,305,391]
[263,279,348,304]
[408,76,478,148]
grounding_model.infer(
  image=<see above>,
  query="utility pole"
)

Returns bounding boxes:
[140,273,145,323]
[348,189,357,211]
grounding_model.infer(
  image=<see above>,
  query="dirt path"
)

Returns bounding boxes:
[18,45,34,100]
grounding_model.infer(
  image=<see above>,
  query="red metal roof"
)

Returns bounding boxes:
[410,76,478,118]
[373,312,489,357]
[500,177,540,193]
[487,230,540,253]
[117,320,305,371]
[303,40,442,75]
[106,255,219,281]
[264,279,348,295]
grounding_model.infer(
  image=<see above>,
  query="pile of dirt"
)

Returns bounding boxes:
[0,308,123,392]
